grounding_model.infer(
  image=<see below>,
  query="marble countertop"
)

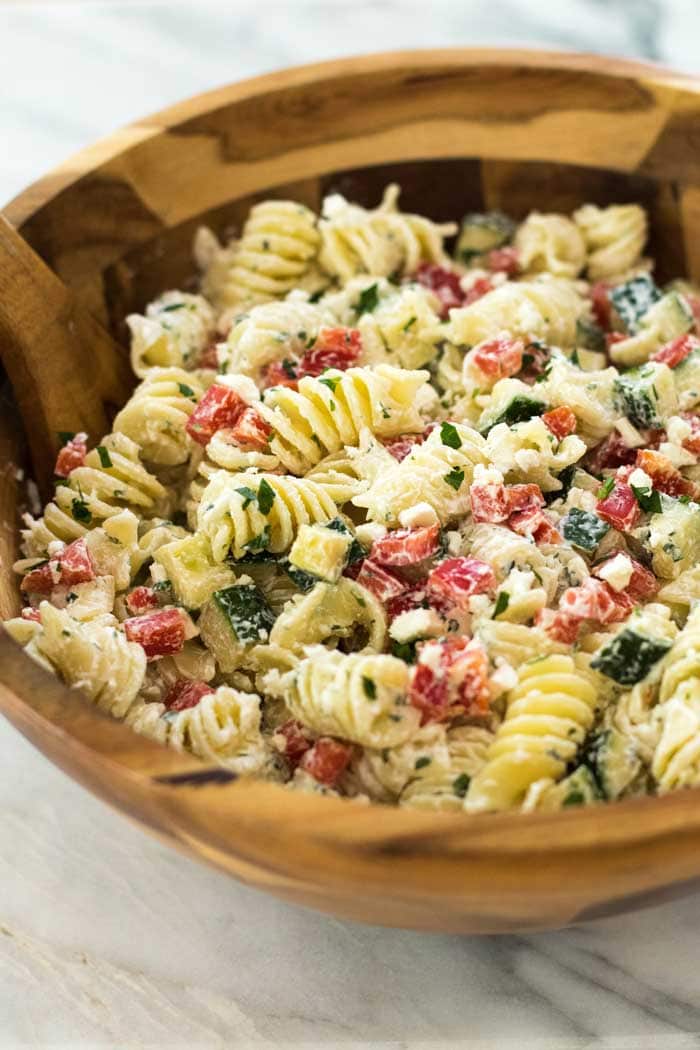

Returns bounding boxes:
[3,1,700,1047]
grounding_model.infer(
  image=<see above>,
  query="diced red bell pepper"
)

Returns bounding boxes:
[426,557,496,610]
[300,737,354,786]
[682,413,700,455]
[539,576,633,643]
[543,406,577,440]
[593,552,658,600]
[355,559,409,603]
[462,276,495,306]
[20,607,41,622]
[185,384,246,446]
[509,506,561,545]
[651,333,700,368]
[635,448,699,500]
[125,586,161,615]
[197,340,220,370]
[519,342,552,384]
[297,327,361,377]
[414,263,466,318]
[588,430,638,472]
[382,432,426,462]
[228,407,273,451]
[385,583,429,621]
[123,607,187,659]
[590,282,611,330]
[21,537,95,594]
[507,483,545,515]
[370,524,440,567]
[596,483,641,531]
[471,337,525,380]
[273,718,314,768]
[409,636,490,723]
[54,432,88,478]
[487,246,520,276]
[470,482,511,524]
[262,360,299,390]
[536,608,581,645]
[163,679,214,712]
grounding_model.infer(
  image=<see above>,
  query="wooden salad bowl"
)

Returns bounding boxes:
[4,49,700,933]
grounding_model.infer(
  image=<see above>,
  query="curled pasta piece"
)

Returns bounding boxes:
[447,277,586,349]
[484,416,587,493]
[113,367,206,467]
[514,212,586,279]
[126,686,269,774]
[305,449,370,504]
[465,654,598,812]
[319,184,456,282]
[269,578,387,654]
[400,726,495,811]
[197,470,338,560]
[258,364,430,475]
[658,605,700,704]
[353,422,487,525]
[127,291,215,377]
[540,359,618,444]
[284,647,419,748]
[574,203,647,281]
[474,619,565,666]
[198,201,321,309]
[5,602,145,718]
[342,724,450,802]
[20,434,170,558]
[652,678,700,791]
[219,296,332,381]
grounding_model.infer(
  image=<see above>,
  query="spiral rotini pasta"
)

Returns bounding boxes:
[284,647,419,749]
[514,212,587,279]
[269,578,386,654]
[127,291,215,377]
[199,200,322,309]
[113,367,207,467]
[465,655,598,812]
[400,726,495,811]
[218,296,332,381]
[574,203,647,281]
[447,277,586,349]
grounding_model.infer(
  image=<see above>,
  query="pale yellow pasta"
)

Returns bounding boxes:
[400,726,494,811]
[574,203,647,281]
[127,291,215,377]
[113,367,206,467]
[514,212,586,279]
[447,277,586,349]
[218,296,332,381]
[343,724,450,802]
[269,578,386,655]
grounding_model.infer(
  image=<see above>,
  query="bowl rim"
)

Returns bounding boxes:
[4,48,700,913]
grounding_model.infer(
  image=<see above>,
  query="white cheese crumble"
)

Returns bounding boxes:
[628,467,653,491]
[596,553,633,592]
[389,608,444,644]
[398,502,440,529]
[355,522,388,547]
[216,373,261,403]
[472,462,505,487]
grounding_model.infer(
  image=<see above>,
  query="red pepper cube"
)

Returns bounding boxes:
[426,557,496,610]
[596,483,641,531]
[590,281,611,330]
[506,483,545,516]
[462,276,494,307]
[636,448,699,500]
[163,679,214,712]
[297,327,361,376]
[125,586,161,616]
[273,718,314,768]
[383,433,425,462]
[651,333,700,368]
[54,433,88,478]
[470,482,511,524]
[21,537,95,594]
[20,562,56,595]
[356,559,409,603]
[588,430,638,472]
[542,406,577,440]
[300,737,354,786]
[593,553,658,601]
[123,607,187,659]
[185,384,246,446]
[471,337,524,380]
[414,263,466,318]
[228,407,273,451]
[262,360,299,390]
[409,637,490,723]
[487,245,520,276]
[370,524,440,568]
[20,606,42,622]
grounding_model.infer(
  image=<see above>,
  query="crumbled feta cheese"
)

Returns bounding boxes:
[217,373,260,403]
[445,530,463,556]
[514,448,541,472]
[614,417,645,447]
[472,462,505,487]
[490,661,518,694]
[398,502,440,529]
[667,415,692,444]
[389,608,444,644]
[596,553,633,592]
[149,563,169,584]
[659,441,696,468]
[46,540,65,558]
[468,594,492,616]
[628,467,653,491]
[355,522,387,547]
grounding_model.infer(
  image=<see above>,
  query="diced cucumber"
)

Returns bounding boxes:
[613,361,678,428]
[583,728,641,800]
[289,522,353,583]
[325,517,366,564]
[674,347,700,410]
[610,274,661,333]
[559,766,604,807]
[455,211,515,263]
[153,533,235,609]
[647,494,700,579]
[591,626,672,685]
[199,583,275,672]
[609,292,693,366]
[575,318,606,355]
[561,508,610,552]
[479,379,546,432]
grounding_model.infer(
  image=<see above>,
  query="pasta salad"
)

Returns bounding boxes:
[8,185,700,814]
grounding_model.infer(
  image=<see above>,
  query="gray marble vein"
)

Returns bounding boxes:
[3,1,700,1047]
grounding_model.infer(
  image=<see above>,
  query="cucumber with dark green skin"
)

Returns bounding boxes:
[575,318,606,354]
[582,727,641,800]
[456,211,515,263]
[560,766,603,807]
[282,560,319,592]
[591,628,672,685]
[610,274,661,332]
[211,583,275,644]
[561,508,610,552]
[613,362,677,428]
[480,394,546,433]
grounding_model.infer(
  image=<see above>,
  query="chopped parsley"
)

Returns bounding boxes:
[319,375,340,394]
[414,756,431,770]
[177,382,196,399]
[355,283,380,316]
[493,591,510,617]
[161,302,187,312]
[362,676,377,699]
[96,445,112,469]
[631,484,662,514]
[402,315,417,332]
[235,486,258,509]
[444,466,465,491]
[245,525,271,551]
[597,477,615,500]
[257,478,276,516]
[452,773,470,798]
[440,421,462,450]
[71,497,92,524]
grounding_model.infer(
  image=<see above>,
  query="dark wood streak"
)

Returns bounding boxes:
[155,769,238,787]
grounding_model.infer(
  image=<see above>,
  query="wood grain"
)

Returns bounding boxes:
[4,49,700,932]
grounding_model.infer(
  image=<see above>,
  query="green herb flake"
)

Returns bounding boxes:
[96,445,113,469]
[257,478,276,516]
[597,477,615,500]
[362,676,377,700]
[355,283,380,316]
[177,382,196,399]
[245,525,271,551]
[319,375,340,394]
[444,466,465,491]
[414,756,431,770]
[440,421,462,450]
[631,484,663,514]
[402,315,417,333]
[452,772,470,798]
[71,497,92,524]
[235,486,258,509]
[161,302,187,313]
[493,591,510,617]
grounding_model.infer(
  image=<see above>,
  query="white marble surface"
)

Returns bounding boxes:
[3,2,700,1047]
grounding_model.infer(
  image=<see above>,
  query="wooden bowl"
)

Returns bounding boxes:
[4,49,700,933]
